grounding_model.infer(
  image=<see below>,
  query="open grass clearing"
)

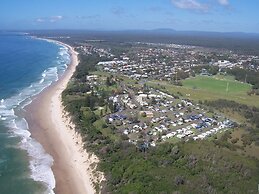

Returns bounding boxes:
[148,75,259,107]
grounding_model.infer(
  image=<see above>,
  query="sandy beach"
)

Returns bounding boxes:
[25,41,100,194]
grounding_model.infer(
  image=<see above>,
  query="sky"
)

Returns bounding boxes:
[1,0,259,33]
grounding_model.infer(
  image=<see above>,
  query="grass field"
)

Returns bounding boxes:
[93,118,119,141]
[183,75,251,94]
[148,75,259,107]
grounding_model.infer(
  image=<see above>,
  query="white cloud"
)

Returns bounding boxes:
[171,0,209,12]
[50,16,63,23]
[218,0,229,6]
[35,16,63,23]
[36,18,45,23]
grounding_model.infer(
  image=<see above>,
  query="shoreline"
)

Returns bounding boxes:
[25,39,100,194]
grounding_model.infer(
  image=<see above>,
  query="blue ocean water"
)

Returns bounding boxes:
[0,33,70,194]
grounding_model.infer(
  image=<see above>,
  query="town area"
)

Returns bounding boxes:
[72,40,259,148]
[87,72,234,147]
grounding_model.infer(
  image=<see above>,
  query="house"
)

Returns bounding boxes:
[200,68,211,76]
[145,111,154,118]
[86,75,98,81]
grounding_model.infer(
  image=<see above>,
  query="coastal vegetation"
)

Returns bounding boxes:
[62,53,259,193]
[227,67,259,94]
[204,99,259,147]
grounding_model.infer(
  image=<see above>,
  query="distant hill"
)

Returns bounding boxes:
[28,29,259,55]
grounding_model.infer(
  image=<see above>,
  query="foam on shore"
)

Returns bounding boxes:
[0,39,70,194]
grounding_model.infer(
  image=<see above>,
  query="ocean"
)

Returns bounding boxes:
[0,33,70,194]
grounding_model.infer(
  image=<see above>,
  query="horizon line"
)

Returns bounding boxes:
[1,28,259,35]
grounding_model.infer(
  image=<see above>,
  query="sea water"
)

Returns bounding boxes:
[0,32,70,194]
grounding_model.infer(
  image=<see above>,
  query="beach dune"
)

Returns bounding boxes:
[25,41,97,194]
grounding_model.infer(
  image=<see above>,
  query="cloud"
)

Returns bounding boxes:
[36,18,45,23]
[76,15,99,20]
[217,0,229,6]
[111,7,125,16]
[35,16,63,23]
[171,0,209,12]
[49,16,63,23]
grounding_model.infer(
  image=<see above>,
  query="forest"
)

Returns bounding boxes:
[31,29,259,55]
[204,99,259,146]
[227,67,259,92]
